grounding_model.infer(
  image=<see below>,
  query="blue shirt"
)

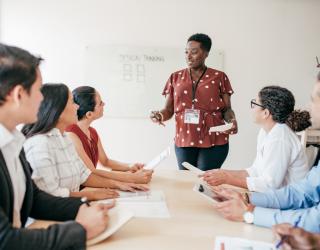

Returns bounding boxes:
[250,165,320,233]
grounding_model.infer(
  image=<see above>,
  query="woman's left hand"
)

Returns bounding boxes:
[223,119,238,135]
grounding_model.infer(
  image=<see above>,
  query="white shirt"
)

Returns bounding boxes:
[23,128,91,197]
[0,124,26,228]
[246,123,309,192]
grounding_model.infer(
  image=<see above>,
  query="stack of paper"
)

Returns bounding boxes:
[99,190,170,218]
[209,123,233,132]
[144,147,171,170]
[214,236,275,250]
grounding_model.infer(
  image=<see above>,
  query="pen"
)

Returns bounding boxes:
[81,197,91,207]
[275,215,302,249]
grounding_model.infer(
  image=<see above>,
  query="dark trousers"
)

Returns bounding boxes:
[175,144,229,171]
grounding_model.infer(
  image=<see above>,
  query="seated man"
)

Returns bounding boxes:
[212,73,320,233]
[0,43,113,250]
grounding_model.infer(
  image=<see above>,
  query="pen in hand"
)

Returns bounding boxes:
[275,215,302,249]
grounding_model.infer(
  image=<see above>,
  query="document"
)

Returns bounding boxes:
[209,123,233,133]
[182,162,204,175]
[86,207,134,246]
[214,236,275,250]
[99,190,170,218]
[144,147,171,170]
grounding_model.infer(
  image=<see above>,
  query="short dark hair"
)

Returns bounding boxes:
[259,86,311,132]
[21,83,69,138]
[187,33,212,52]
[0,43,43,106]
[72,86,97,120]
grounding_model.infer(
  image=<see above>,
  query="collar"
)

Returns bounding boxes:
[0,123,26,151]
[46,128,67,137]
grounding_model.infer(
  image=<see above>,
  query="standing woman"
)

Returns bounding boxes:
[151,33,237,170]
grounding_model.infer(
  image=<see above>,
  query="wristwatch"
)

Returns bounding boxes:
[243,211,254,224]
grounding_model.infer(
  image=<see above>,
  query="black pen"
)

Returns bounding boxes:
[81,197,91,207]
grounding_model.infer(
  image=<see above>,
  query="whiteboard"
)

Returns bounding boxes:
[85,45,224,118]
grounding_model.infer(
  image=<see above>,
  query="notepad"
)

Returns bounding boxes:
[144,147,171,170]
[182,162,204,175]
[86,207,134,246]
[214,236,275,250]
[209,123,233,132]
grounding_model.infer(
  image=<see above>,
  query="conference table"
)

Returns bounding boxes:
[29,170,274,250]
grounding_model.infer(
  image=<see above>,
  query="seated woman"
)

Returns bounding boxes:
[202,86,311,192]
[22,83,148,201]
[65,86,153,184]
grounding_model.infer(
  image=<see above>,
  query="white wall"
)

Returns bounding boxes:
[1,0,319,169]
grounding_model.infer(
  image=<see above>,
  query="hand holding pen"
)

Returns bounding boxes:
[150,110,166,126]
[274,216,302,249]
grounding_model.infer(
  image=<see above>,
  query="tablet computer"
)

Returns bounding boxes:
[193,183,222,204]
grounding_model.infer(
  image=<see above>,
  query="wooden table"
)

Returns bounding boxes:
[29,170,274,250]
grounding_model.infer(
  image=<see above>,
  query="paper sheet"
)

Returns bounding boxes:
[99,190,170,218]
[182,162,204,175]
[86,207,134,246]
[209,123,233,133]
[144,147,171,170]
[214,236,275,250]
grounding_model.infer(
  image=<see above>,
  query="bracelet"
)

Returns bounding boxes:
[158,111,164,122]
[242,192,250,205]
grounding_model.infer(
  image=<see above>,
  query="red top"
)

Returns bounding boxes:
[162,67,234,148]
[66,124,99,167]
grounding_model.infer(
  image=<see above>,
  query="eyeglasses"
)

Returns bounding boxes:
[250,99,265,109]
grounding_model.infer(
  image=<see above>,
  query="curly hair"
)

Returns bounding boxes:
[259,86,311,132]
[187,33,212,52]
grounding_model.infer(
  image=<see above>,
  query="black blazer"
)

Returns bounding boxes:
[0,150,86,250]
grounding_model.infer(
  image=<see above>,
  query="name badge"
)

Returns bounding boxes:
[184,109,200,124]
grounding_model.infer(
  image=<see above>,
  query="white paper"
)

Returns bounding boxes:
[209,123,233,132]
[99,190,170,218]
[117,190,150,199]
[86,207,134,246]
[182,162,204,175]
[214,236,275,250]
[144,147,171,170]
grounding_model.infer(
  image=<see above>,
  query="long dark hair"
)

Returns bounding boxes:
[259,86,311,132]
[21,83,69,138]
[72,86,96,120]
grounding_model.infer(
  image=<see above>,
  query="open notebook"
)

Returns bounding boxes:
[86,207,134,246]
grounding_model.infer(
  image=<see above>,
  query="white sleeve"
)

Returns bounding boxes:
[246,139,291,192]
[246,129,263,177]
[24,139,70,197]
